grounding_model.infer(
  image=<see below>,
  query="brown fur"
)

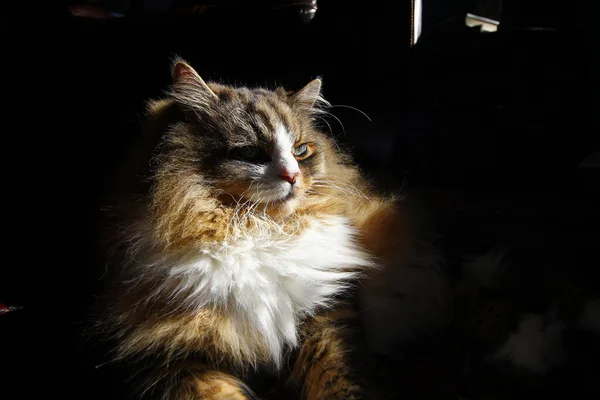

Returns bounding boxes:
[290,308,366,399]
[146,363,252,400]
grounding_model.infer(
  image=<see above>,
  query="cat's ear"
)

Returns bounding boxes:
[170,59,218,108]
[292,79,326,112]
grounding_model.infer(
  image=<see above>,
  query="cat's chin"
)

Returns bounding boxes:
[269,197,299,218]
[250,184,296,204]
[228,182,304,217]
[255,189,300,218]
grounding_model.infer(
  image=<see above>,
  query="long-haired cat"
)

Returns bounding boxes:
[93,59,447,399]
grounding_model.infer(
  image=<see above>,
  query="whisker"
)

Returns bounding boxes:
[330,104,372,122]
[312,179,370,200]
[321,110,346,136]
[314,115,334,135]
[314,115,341,151]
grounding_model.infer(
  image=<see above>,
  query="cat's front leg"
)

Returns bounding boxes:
[290,309,363,400]
[146,362,252,400]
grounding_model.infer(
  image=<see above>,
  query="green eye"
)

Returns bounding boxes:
[236,146,260,159]
[294,144,308,157]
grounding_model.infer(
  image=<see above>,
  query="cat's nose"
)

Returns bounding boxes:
[279,169,299,184]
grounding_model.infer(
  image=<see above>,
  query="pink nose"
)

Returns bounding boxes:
[280,169,299,184]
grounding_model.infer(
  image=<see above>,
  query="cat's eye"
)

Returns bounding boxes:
[235,146,260,159]
[294,144,310,158]
[231,145,271,163]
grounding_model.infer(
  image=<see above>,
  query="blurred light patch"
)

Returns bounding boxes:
[412,0,423,45]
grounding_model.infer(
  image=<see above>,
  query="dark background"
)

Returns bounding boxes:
[2,0,598,398]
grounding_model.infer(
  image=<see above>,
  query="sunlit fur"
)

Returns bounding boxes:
[95,59,445,399]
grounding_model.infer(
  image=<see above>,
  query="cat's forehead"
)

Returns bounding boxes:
[212,85,301,142]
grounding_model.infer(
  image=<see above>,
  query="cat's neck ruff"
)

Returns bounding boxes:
[140,214,371,367]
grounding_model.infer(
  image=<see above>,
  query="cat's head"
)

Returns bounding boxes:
[150,60,339,220]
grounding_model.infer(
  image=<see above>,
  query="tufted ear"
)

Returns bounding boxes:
[292,78,325,111]
[170,59,218,108]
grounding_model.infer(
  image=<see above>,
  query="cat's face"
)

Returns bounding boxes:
[211,117,324,210]
[159,61,329,217]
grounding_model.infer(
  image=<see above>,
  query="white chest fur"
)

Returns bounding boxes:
[154,216,371,365]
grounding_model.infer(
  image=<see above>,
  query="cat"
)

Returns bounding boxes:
[92,58,449,399]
